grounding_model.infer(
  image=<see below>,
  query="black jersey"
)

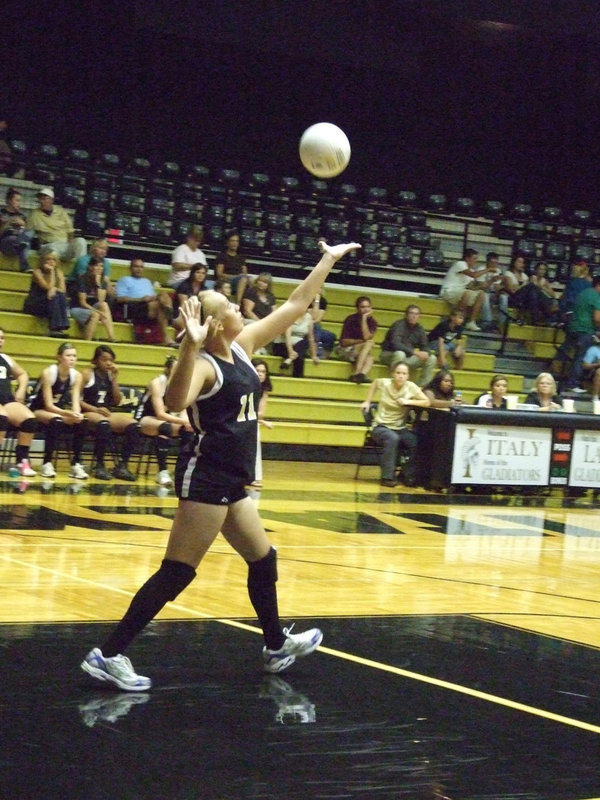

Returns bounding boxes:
[29,365,77,411]
[83,369,116,408]
[176,341,260,498]
[134,373,168,421]
[0,353,16,405]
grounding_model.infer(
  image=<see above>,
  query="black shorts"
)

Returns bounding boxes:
[174,457,248,505]
[127,302,151,323]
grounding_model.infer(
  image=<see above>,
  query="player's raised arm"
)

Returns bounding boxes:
[237,240,360,355]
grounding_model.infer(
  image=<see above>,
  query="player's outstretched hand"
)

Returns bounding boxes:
[179,296,213,347]
[318,240,361,261]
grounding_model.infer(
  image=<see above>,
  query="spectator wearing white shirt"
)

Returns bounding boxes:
[439,248,494,332]
[166,226,207,288]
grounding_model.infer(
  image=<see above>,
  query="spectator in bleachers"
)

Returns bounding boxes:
[242,273,276,322]
[428,307,466,370]
[176,264,213,305]
[338,295,377,383]
[251,358,274,488]
[560,275,600,393]
[68,238,114,296]
[114,258,176,347]
[80,345,141,481]
[439,248,493,332]
[524,372,562,410]
[360,362,430,487]
[475,251,504,331]
[582,340,600,401]
[0,327,38,476]
[28,342,89,479]
[166,225,207,289]
[558,259,591,322]
[0,187,34,272]
[502,254,551,325]
[423,369,462,409]
[475,374,509,409]
[380,305,436,386]
[309,290,336,358]
[133,356,194,487]
[214,230,248,304]
[272,310,319,377]
[27,187,87,262]
[529,261,559,322]
[71,256,115,341]
[214,278,232,297]
[23,250,70,337]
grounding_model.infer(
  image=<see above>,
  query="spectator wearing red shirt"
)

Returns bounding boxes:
[338,295,378,383]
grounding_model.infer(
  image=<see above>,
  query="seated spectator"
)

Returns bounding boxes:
[28,342,89,479]
[530,262,559,321]
[27,187,87,262]
[524,372,562,410]
[360,362,430,487]
[214,230,248,304]
[423,369,462,409]
[166,225,207,288]
[338,295,377,383]
[23,250,70,337]
[475,374,509,409]
[0,327,38,476]
[214,278,232,297]
[473,251,504,331]
[176,263,213,306]
[242,272,276,322]
[133,356,193,487]
[71,256,115,341]
[428,307,466,370]
[309,290,336,358]
[582,339,600,400]
[251,358,274,488]
[80,345,141,481]
[0,187,33,272]
[501,254,552,325]
[439,248,493,331]
[68,238,114,298]
[380,304,436,386]
[114,258,175,346]
[272,310,318,377]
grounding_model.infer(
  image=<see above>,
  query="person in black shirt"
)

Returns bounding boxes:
[428,307,466,370]
[214,230,248,304]
[0,327,38,476]
[81,239,360,691]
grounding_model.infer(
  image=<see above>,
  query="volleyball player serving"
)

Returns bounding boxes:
[81,238,360,691]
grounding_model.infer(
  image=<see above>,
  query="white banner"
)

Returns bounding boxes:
[451,424,552,485]
[569,429,600,488]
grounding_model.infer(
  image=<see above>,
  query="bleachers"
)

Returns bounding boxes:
[1,138,584,460]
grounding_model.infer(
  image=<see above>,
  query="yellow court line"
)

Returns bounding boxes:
[5,554,600,736]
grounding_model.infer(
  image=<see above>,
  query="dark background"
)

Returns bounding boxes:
[3,1,600,210]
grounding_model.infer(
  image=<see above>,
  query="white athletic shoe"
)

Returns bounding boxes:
[465,320,481,332]
[39,461,57,478]
[155,469,173,486]
[69,462,89,479]
[18,459,36,477]
[81,647,152,692]
[262,626,323,673]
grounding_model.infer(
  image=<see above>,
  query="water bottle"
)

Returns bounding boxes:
[454,390,463,404]
[7,466,19,479]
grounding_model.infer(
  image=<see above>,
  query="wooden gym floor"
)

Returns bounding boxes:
[1,460,600,800]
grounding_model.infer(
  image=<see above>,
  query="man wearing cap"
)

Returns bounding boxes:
[27,187,87,262]
[165,225,207,288]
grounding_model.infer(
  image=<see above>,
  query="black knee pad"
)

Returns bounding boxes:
[95,419,111,441]
[157,558,196,601]
[0,414,8,432]
[125,422,141,442]
[19,417,38,433]
[247,547,278,589]
[48,416,64,430]
[158,421,173,438]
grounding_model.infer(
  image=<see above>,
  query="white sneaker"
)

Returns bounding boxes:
[262,626,323,673]
[39,461,57,478]
[18,459,36,477]
[69,462,89,479]
[155,469,173,486]
[465,321,481,332]
[81,647,152,692]
[568,387,587,394]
